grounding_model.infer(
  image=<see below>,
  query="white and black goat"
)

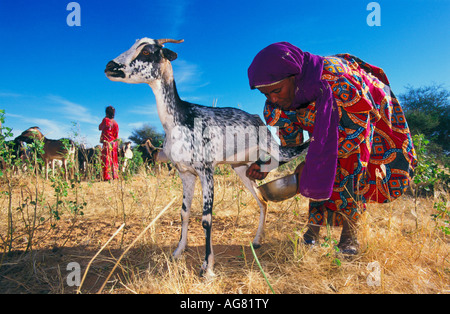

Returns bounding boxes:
[119,141,134,172]
[105,38,309,276]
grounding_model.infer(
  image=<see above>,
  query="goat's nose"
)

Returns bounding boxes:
[105,61,125,78]
[105,61,121,72]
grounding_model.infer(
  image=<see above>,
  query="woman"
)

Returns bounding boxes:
[246,42,417,254]
[99,105,119,181]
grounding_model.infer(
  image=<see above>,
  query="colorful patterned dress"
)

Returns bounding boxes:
[264,54,417,226]
[99,117,119,181]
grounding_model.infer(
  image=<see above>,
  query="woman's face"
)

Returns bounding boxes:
[257,76,296,110]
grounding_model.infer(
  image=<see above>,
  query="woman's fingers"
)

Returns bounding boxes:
[246,163,269,180]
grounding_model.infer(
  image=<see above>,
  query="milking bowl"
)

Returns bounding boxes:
[258,173,299,202]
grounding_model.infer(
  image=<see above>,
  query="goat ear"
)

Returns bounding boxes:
[162,48,178,61]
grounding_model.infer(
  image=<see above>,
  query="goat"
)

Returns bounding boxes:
[138,139,172,172]
[138,139,159,164]
[0,137,28,173]
[78,144,102,178]
[119,141,134,172]
[16,127,75,181]
[136,139,172,173]
[0,123,28,173]
[105,38,309,277]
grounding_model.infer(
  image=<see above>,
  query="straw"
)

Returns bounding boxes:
[77,222,126,294]
[97,198,176,294]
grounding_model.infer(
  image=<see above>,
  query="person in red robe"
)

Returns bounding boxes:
[99,106,119,181]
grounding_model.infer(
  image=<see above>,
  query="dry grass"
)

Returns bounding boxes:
[0,165,449,294]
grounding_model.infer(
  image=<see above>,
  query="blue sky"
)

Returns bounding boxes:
[1,0,449,147]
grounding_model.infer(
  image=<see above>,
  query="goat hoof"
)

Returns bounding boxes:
[200,267,216,278]
[251,242,262,249]
[172,248,185,259]
[200,261,216,278]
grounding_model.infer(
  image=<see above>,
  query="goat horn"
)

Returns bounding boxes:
[156,38,184,46]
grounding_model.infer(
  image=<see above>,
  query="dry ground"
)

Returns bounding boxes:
[0,166,449,294]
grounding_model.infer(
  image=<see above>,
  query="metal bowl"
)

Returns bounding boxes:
[258,173,298,202]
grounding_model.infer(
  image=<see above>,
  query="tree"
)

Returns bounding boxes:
[129,124,165,146]
[399,83,450,155]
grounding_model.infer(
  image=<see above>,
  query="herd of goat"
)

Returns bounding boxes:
[1,125,165,180]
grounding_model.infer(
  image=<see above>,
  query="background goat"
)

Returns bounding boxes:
[119,141,134,172]
[16,127,75,181]
[105,38,309,276]
[0,137,28,174]
[138,139,159,165]
[77,144,102,179]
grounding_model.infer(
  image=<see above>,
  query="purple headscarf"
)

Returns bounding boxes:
[248,42,339,200]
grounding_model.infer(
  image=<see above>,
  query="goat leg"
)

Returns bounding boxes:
[173,171,196,258]
[199,167,215,277]
[232,164,268,248]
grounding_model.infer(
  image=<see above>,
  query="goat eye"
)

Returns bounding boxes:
[142,50,150,56]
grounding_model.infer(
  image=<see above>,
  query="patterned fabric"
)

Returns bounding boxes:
[99,117,119,181]
[264,103,305,146]
[264,54,417,226]
[101,141,119,181]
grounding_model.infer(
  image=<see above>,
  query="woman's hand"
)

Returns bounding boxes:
[246,163,269,180]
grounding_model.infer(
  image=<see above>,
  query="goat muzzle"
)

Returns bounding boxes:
[105,61,125,78]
